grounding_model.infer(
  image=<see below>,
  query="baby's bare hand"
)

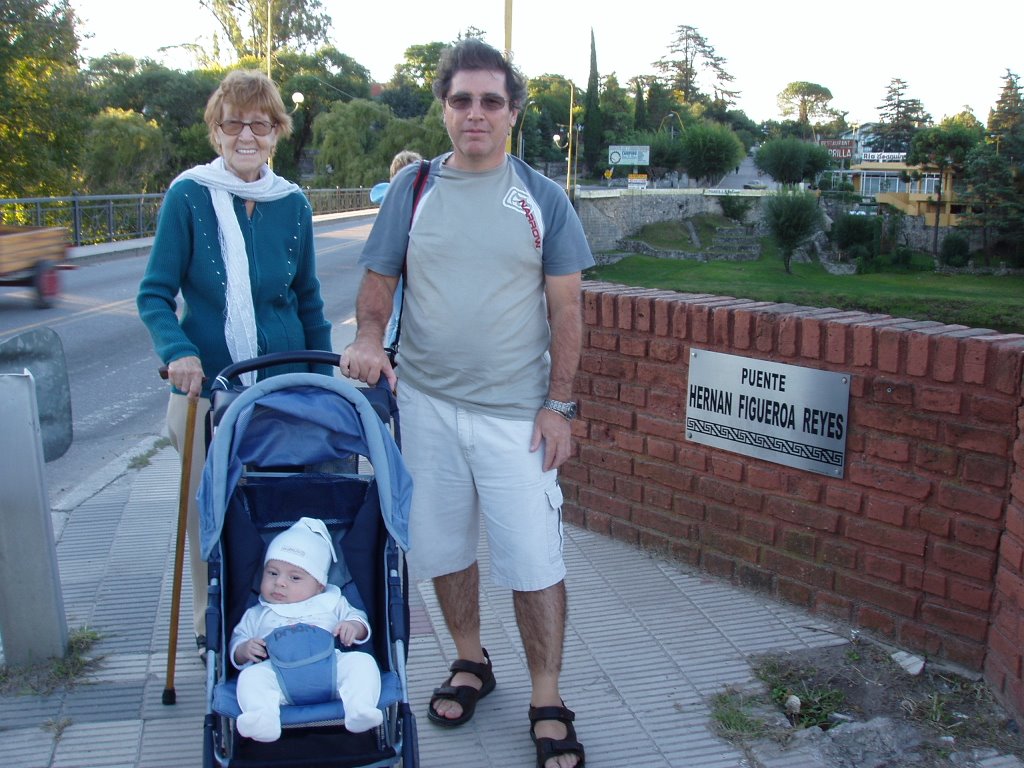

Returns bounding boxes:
[243,638,267,662]
[334,620,366,646]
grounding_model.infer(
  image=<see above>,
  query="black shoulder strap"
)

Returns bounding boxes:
[389,159,431,360]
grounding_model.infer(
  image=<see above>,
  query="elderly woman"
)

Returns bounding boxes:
[137,69,332,655]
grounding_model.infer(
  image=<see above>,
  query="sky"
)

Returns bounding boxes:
[71,0,1023,127]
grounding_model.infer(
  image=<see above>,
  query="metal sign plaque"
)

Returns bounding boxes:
[686,350,851,477]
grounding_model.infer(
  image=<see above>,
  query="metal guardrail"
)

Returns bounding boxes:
[0,188,376,247]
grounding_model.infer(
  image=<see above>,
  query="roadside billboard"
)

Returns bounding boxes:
[609,146,650,166]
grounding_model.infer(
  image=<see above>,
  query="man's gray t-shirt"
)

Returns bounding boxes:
[360,155,594,419]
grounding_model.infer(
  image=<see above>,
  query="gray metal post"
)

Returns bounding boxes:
[0,372,67,664]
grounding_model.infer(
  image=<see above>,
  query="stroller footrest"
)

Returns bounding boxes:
[213,671,402,725]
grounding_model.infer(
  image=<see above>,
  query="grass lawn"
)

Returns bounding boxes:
[585,239,1024,335]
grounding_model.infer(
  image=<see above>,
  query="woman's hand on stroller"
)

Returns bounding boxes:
[333,619,368,647]
[234,637,269,665]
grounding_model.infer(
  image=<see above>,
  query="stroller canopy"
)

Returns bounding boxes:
[198,374,412,559]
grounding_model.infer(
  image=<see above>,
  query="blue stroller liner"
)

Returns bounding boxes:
[197,367,416,768]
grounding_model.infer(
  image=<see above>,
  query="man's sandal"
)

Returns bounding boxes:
[426,648,496,727]
[529,704,586,768]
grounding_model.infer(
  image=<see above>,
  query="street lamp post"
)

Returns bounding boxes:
[573,123,582,189]
[550,82,575,192]
[516,99,534,159]
[565,82,575,193]
[266,0,272,78]
[657,111,685,137]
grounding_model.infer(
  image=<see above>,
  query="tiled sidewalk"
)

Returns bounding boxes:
[2,443,963,768]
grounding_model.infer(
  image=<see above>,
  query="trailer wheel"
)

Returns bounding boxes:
[33,259,59,308]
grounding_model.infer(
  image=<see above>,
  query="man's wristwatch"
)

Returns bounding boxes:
[542,398,578,420]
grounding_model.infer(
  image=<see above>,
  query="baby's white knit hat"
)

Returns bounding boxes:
[264,517,337,586]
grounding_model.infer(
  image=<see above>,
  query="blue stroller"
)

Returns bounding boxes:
[197,351,418,768]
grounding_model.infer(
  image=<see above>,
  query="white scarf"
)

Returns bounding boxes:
[173,157,301,385]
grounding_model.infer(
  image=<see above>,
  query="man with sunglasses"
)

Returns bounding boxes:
[343,37,592,768]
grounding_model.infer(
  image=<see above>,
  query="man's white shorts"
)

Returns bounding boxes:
[398,383,566,592]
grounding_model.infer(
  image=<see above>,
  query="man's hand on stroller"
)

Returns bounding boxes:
[234,637,268,665]
[333,619,368,646]
[341,338,397,392]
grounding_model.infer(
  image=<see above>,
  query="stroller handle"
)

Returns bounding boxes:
[211,351,342,392]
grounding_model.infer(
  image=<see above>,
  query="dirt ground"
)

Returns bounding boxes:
[744,640,1024,766]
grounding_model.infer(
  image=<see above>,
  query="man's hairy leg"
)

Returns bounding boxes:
[514,581,581,768]
[431,562,487,720]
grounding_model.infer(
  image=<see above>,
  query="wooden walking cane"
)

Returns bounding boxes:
[163,393,198,706]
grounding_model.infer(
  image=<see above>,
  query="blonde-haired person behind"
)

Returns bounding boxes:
[376,150,423,348]
[137,69,333,658]
[390,150,423,179]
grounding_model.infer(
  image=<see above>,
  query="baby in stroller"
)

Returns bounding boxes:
[230,516,384,742]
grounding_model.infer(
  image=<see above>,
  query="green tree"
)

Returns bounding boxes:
[762,190,823,273]
[582,29,603,175]
[81,109,169,194]
[907,123,979,255]
[312,99,389,186]
[312,98,447,187]
[199,0,331,61]
[873,78,932,153]
[755,138,830,185]
[644,80,679,134]
[941,107,984,135]
[0,0,91,196]
[722,109,761,151]
[654,24,738,107]
[379,79,434,120]
[987,69,1024,165]
[679,121,743,186]
[777,82,834,125]
[86,57,221,183]
[962,143,1021,261]
[379,40,447,120]
[526,75,580,164]
[390,41,447,89]
[631,78,647,132]
[598,74,633,163]
[637,130,684,178]
[277,47,373,180]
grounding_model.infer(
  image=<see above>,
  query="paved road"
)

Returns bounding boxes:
[0,217,372,507]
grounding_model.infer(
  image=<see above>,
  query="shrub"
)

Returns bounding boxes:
[719,196,754,222]
[940,233,970,267]
[834,214,878,257]
[892,247,913,268]
[762,190,823,273]
[850,244,874,273]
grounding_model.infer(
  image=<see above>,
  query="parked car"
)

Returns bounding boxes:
[743,180,768,190]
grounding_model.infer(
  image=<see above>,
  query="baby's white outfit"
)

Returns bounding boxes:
[230,585,383,742]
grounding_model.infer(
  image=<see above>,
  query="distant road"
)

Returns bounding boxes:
[0,217,373,506]
[716,153,778,190]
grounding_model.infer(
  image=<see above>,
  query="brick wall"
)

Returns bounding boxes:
[565,281,1024,718]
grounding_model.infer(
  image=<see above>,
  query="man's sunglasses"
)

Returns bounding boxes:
[445,94,509,112]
